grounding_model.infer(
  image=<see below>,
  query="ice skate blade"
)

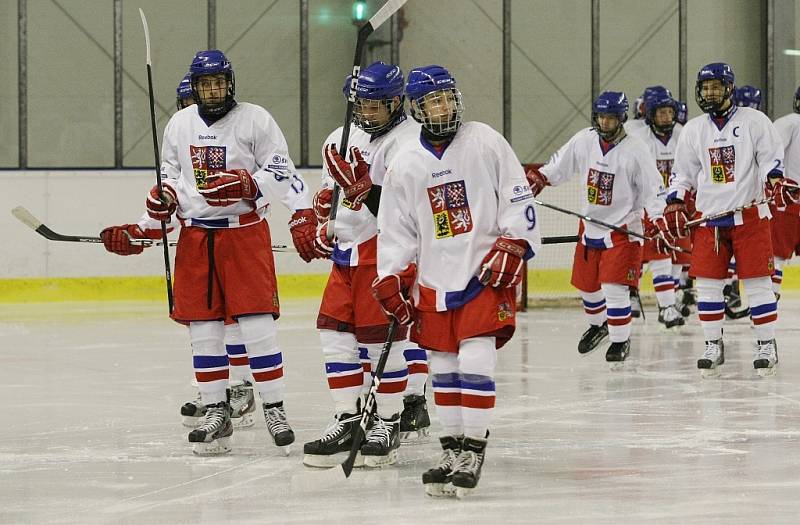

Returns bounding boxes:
[756,365,778,378]
[303,452,364,469]
[182,415,203,428]
[608,361,626,371]
[700,367,721,379]
[362,449,398,468]
[278,444,292,456]
[425,482,456,498]
[400,428,431,445]
[455,486,475,499]
[232,412,255,429]
[192,436,232,456]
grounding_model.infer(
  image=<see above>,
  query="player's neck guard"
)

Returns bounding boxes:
[199,99,237,123]
[421,124,457,143]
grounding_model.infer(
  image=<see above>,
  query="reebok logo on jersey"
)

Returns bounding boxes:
[427,180,473,239]
[587,169,615,206]
[432,169,451,178]
[198,134,217,140]
[709,146,735,183]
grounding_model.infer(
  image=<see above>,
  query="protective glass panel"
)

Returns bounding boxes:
[0,1,18,167]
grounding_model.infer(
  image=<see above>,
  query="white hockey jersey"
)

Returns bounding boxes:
[773,112,800,179]
[632,123,683,189]
[539,128,665,248]
[624,119,648,135]
[669,106,783,223]
[160,102,310,228]
[321,116,420,266]
[377,121,542,312]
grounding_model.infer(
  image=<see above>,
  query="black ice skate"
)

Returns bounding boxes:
[753,339,778,377]
[187,401,233,456]
[658,305,685,329]
[698,339,725,378]
[180,392,206,428]
[400,394,431,444]
[303,410,362,468]
[630,289,642,318]
[724,283,750,319]
[605,340,630,370]
[450,435,488,499]
[228,380,256,429]
[678,280,696,317]
[422,435,462,497]
[360,413,400,468]
[578,322,608,355]
[263,401,295,455]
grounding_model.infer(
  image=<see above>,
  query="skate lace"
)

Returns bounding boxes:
[663,306,680,322]
[229,384,252,412]
[437,448,458,471]
[703,341,721,360]
[756,340,776,360]
[365,416,390,445]
[318,414,355,443]
[199,405,226,432]
[264,406,291,435]
[453,449,480,474]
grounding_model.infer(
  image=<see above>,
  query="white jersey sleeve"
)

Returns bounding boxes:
[774,113,800,179]
[669,123,703,202]
[538,128,590,186]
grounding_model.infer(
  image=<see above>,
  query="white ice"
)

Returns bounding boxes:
[2,298,800,524]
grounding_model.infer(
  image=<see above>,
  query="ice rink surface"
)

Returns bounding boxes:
[2,298,800,525]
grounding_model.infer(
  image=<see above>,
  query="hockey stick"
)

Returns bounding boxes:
[139,9,174,314]
[542,235,580,244]
[11,206,296,252]
[684,197,773,229]
[326,0,408,241]
[534,199,690,254]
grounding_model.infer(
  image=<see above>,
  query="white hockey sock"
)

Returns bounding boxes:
[458,337,497,439]
[430,352,462,436]
[743,276,778,341]
[696,278,725,340]
[320,329,361,415]
[224,323,252,383]
[650,258,676,308]
[189,321,228,405]
[237,315,283,404]
[771,257,785,296]
[403,343,429,396]
[359,345,371,397]
[601,283,631,342]
[580,289,607,326]
[364,340,408,418]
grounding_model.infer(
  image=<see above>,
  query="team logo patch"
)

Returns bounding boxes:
[587,169,615,206]
[626,268,635,282]
[497,302,513,322]
[427,180,473,239]
[768,257,775,273]
[656,159,673,188]
[190,145,227,189]
[709,145,735,184]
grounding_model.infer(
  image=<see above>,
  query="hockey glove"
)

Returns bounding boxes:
[314,221,334,259]
[313,187,333,222]
[525,166,548,197]
[100,224,165,256]
[324,144,372,210]
[478,237,528,288]
[289,208,318,263]
[199,169,258,207]
[770,177,800,210]
[372,264,417,325]
[662,201,689,239]
[146,184,178,223]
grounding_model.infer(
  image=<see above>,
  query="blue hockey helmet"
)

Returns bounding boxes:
[645,93,677,134]
[189,49,235,118]
[695,62,735,113]
[592,91,628,140]
[733,85,762,110]
[406,65,463,139]
[176,73,194,111]
[675,100,688,125]
[351,62,406,134]
[356,61,404,99]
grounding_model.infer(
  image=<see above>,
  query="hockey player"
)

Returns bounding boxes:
[625,86,672,135]
[676,100,688,126]
[632,92,686,328]
[659,63,795,377]
[768,86,800,299]
[116,50,319,454]
[102,74,259,431]
[375,65,541,498]
[734,85,762,110]
[529,91,666,363]
[302,62,427,470]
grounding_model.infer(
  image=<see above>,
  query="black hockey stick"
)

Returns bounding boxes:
[326,0,408,241]
[139,9,174,314]
[11,206,295,252]
[534,199,690,254]
[684,197,773,229]
[542,235,579,244]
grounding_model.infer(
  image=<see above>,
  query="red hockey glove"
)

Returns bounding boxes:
[525,166,548,197]
[650,217,675,255]
[372,264,417,325]
[324,144,372,210]
[199,169,258,207]
[770,177,800,209]
[313,187,333,222]
[314,221,334,259]
[99,224,163,256]
[146,184,178,222]
[662,201,689,239]
[478,237,528,288]
[289,208,318,263]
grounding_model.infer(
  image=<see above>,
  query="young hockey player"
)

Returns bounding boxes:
[375,65,541,498]
[659,63,794,377]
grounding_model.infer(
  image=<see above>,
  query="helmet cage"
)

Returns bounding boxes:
[191,71,235,117]
[410,88,464,139]
[353,95,405,134]
[591,111,626,140]
[645,98,677,134]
